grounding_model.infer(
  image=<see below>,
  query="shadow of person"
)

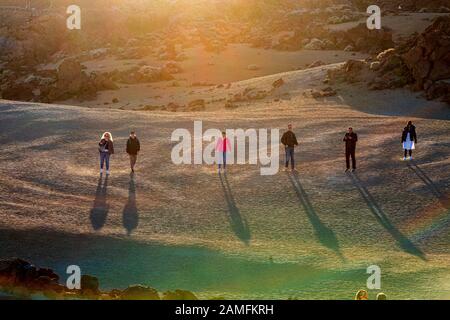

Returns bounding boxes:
[408,161,450,209]
[349,172,426,260]
[288,172,344,260]
[90,175,109,231]
[122,174,139,235]
[219,172,251,245]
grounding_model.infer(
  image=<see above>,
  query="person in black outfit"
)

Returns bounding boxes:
[343,127,358,172]
[401,121,417,160]
[126,131,140,173]
[280,124,299,172]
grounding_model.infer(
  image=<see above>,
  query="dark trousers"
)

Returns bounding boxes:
[129,154,137,169]
[404,149,412,157]
[346,148,356,169]
[285,147,295,169]
[218,152,226,169]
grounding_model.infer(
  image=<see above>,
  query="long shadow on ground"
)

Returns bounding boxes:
[287,172,345,261]
[219,172,251,245]
[122,174,139,235]
[90,176,109,231]
[349,172,426,260]
[408,160,450,209]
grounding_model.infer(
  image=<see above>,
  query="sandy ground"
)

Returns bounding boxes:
[0,64,449,299]
[61,46,367,110]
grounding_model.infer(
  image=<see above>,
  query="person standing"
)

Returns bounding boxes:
[401,121,417,160]
[343,127,357,172]
[216,131,231,173]
[99,132,114,175]
[281,124,298,172]
[126,131,141,173]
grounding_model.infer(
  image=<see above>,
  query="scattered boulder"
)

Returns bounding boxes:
[187,99,206,111]
[307,60,325,68]
[272,78,285,89]
[305,87,337,98]
[303,38,324,50]
[81,275,100,295]
[162,290,198,300]
[121,285,160,300]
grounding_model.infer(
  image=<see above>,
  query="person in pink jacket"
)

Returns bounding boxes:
[216,131,231,172]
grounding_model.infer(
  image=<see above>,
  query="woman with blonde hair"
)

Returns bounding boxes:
[98,132,114,175]
[355,289,369,300]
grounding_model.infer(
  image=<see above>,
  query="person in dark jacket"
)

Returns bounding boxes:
[99,132,114,175]
[126,131,140,173]
[343,127,357,172]
[281,124,299,171]
[401,121,417,160]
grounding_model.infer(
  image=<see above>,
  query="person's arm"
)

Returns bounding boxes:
[126,139,130,154]
[293,133,299,146]
[110,141,114,154]
[137,139,141,152]
[343,134,347,142]
[215,138,222,151]
[226,138,231,151]
[354,133,358,142]
[281,133,287,146]
[414,130,417,143]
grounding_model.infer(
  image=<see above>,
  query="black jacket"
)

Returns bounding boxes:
[126,137,140,155]
[401,125,417,143]
[343,132,358,151]
[281,131,298,148]
[99,139,114,155]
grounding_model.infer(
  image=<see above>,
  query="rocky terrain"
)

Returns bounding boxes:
[325,16,450,104]
[2,0,448,107]
[0,258,197,299]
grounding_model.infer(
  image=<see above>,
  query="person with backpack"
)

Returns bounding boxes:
[126,131,141,173]
[99,132,114,175]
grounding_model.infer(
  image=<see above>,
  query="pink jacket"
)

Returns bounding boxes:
[216,137,231,153]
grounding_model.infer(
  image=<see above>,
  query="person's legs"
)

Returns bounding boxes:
[351,149,356,170]
[345,151,350,169]
[285,147,290,168]
[100,153,105,170]
[404,149,408,158]
[289,147,295,170]
[129,154,137,170]
[409,149,412,157]
[105,153,110,171]
[223,152,227,169]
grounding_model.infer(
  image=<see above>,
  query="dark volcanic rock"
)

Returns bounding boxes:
[121,285,160,300]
